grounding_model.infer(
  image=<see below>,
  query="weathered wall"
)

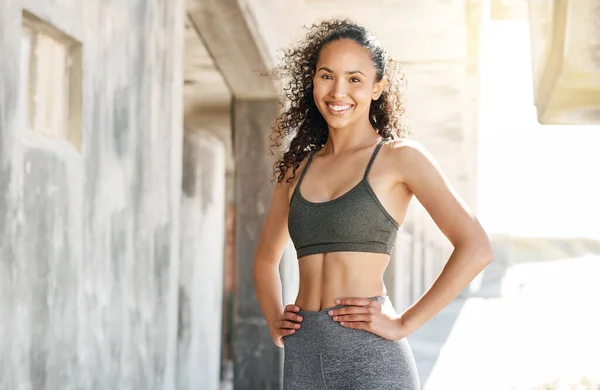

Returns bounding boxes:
[0,0,26,387]
[0,0,184,388]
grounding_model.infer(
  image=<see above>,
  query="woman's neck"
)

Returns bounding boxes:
[324,122,381,155]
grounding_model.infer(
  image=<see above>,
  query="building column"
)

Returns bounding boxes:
[423,238,436,297]
[233,98,282,389]
[178,129,226,390]
[411,224,425,302]
[280,243,300,311]
[385,229,414,313]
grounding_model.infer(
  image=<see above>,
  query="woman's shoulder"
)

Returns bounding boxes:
[381,138,445,185]
[382,137,429,162]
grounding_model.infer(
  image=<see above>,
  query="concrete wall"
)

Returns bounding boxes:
[0,0,184,388]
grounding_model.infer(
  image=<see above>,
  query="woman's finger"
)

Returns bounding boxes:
[333,314,371,322]
[279,320,301,329]
[282,311,303,322]
[277,328,295,337]
[285,304,300,312]
[328,306,369,316]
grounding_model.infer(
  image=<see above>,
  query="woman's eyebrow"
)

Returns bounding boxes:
[317,66,366,76]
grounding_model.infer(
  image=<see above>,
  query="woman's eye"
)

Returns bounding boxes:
[321,74,332,80]
[350,77,361,83]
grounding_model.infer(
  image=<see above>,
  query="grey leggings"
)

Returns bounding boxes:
[283,296,420,390]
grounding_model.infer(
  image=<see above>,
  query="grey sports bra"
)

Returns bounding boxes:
[288,140,399,259]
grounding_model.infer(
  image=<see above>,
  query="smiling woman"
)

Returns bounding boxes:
[313,40,385,130]
[268,19,408,184]
[253,19,493,390]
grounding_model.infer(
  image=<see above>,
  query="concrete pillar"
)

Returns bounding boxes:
[280,243,300,311]
[385,229,414,313]
[383,248,397,309]
[411,236,424,302]
[401,230,415,312]
[423,238,435,294]
[233,99,281,390]
[182,110,236,366]
[178,129,225,390]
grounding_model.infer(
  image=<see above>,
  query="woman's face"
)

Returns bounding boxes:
[313,39,386,131]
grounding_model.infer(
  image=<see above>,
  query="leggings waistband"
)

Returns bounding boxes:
[297,295,388,316]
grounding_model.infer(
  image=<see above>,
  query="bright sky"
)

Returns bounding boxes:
[477,21,600,239]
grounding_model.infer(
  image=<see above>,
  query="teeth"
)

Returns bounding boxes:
[328,104,351,112]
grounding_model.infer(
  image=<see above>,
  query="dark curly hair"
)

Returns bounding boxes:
[269,18,409,183]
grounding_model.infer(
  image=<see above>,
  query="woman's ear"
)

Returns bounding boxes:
[372,78,387,100]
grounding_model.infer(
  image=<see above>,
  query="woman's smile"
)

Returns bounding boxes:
[325,102,355,115]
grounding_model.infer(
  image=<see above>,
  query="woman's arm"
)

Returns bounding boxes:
[252,177,295,338]
[394,140,493,335]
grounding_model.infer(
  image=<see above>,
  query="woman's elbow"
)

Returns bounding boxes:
[455,230,493,266]
[473,235,493,265]
[479,245,494,266]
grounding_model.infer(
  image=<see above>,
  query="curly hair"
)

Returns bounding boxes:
[268,18,409,184]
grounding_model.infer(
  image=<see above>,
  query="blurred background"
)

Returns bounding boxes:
[0,0,599,389]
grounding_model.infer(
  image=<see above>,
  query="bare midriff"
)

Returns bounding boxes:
[294,251,390,311]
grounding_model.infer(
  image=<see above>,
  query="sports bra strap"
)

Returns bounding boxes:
[294,150,316,193]
[363,140,385,179]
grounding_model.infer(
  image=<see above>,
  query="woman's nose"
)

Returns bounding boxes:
[329,80,347,99]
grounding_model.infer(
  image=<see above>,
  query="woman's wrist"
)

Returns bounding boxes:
[268,305,286,329]
[393,313,414,340]
[268,319,279,333]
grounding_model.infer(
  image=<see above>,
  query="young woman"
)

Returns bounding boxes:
[252,19,493,389]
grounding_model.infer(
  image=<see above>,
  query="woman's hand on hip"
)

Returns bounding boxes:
[269,304,303,348]
[328,298,410,341]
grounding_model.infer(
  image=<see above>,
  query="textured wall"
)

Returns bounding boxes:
[0,0,184,388]
[0,0,24,388]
